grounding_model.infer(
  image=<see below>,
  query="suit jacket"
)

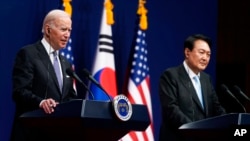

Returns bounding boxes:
[11,41,76,141]
[159,64,225,141]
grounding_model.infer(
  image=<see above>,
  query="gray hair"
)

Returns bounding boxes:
[42,9,70,33]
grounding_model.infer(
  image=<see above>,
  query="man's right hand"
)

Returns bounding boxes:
[39,98,58,114]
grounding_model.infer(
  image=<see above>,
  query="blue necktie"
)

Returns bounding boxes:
[53,51,63,92]
[193,76,204,109]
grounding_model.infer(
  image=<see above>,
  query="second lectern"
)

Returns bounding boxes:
[179,113,250,140]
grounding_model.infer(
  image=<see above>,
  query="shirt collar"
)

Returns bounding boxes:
[183,61,200,79]
[41,38,56,55]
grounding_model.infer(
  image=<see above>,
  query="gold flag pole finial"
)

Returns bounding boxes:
[137,0,148,30]
[63,0,72,17]
[105,0,114,25]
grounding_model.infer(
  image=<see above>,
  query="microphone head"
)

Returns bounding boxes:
[221,84,228,92]
[66,68,74,77]
[220,84,235,98]
[233,85,241,92]
[233,85,250,102]
[82,68,91,77]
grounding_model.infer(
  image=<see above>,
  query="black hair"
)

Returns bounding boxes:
[184,34,212,51]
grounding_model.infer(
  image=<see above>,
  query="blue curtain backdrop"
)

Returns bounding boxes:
[0,0,218,140]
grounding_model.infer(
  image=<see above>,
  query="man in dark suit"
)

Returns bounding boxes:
[158,34,226,141]
[11,9,76,141]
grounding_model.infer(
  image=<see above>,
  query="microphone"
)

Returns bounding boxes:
[233,85,250,102]
[66,68,94,99]
[221,84,246,113]
[82,68,112,101]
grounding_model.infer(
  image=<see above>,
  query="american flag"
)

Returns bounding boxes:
[120,28,154,141]
[60,33,77,92]
[87,0,117,100]
[60,0,74,65]
[60,0,77,92]
[60,38,74,65]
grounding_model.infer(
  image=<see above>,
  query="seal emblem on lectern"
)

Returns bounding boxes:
[112,94,132,121]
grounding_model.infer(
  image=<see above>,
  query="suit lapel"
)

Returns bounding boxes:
[59,55,66,96]
[35,42,62,94]
[178,65,205,112]
[200,74,208,114]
